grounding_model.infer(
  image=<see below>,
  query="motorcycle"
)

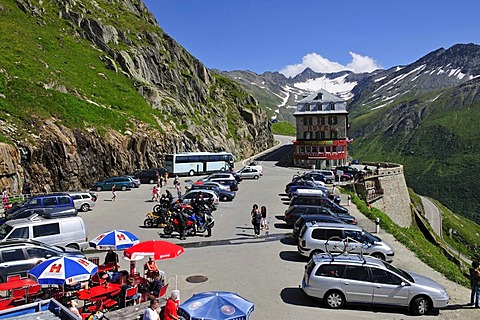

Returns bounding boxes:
[143,209,169,228]
[153,194,173,213]
[192,211,214,233]
[163,209,196,237]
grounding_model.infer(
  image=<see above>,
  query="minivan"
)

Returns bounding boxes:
[301,253,449,315]
[0,215,89,250]
[297,222,394,261]
[1,194,77,224]
[288,196,349,214]
[132,169,159,184]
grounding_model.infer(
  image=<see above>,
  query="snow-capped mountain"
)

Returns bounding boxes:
[220,43,480,124]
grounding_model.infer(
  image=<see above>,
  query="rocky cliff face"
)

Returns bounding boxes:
[0,0,274,194]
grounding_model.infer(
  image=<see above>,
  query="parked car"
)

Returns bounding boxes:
[188,185,236,202]
[335,166,358,179]
[1,194,77,224]
[132,169,159,184]
[181,189,219,207]
[236,167,262,180]
[287,184,328,198]
[122,175,141,188]
[199,181,231,192]
[288,197,349,215]
[284,205,356,226]
[91,177,133,191]
[0,215,89,250]
[297,221,394,261]
[0,239,85,282]
[292,214,344,239]
[68,191,96,212]
[285,180,319,195]
[313,170,335,184]
[242,165,263,175]
[302,172,326,186]
[202,173,238,182]
[301,253,449,315]
[208,179,239,191]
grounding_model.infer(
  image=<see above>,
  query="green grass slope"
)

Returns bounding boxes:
[349,80,480,224]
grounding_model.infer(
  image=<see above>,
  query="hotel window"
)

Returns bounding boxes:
[338,145,343,152]
[319,146,325,153]
[316,131,322,139]
[329,116,338,125]
[330,102,335,110]
[320,131,325,139]
[300,146,305,153]
[325,146,331,153]
[312,146,318,153]
[304,103,310,111]
[304,131,312,139]
[303,117,313,126]
[330,131,338,139]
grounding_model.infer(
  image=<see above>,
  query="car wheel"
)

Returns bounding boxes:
[411,296,430,315]
[149,179,155,184]
[327,179,332,184]
[80,203,90,212]
[96,186,102,192]
[254,175,259,180]
[221,195,229,201]
[66,244,80,250]
[371,252,385,260]
[121,185,127,191]
[189,170,195,176]
[324,290,345,309]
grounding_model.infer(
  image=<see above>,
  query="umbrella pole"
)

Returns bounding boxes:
[175,274,177,291]
[130,260,136,276]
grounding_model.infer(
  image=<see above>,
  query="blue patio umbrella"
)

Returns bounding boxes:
[89,229,139,250]
[28,256,98,285]
[179,291,254,320]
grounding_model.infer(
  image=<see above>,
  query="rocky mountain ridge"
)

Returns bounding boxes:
[0,0,273,194]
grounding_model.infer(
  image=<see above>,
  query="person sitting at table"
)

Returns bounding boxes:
[120,277,142,306]
[144,256,160,279]
[64,280,89,292]
[149,275,164,297]
[100,265,129,284]
[104,250,119,265]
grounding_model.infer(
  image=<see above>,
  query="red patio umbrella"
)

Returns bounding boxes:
[123,240,185,261]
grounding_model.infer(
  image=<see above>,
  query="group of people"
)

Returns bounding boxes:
[250,204,268,237]
[144,290,180,320]
[152,175,182,201]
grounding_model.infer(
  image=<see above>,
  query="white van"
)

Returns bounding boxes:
[0,215,88,250]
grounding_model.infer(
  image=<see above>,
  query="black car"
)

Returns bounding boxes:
[285,180,318,194]
[288,196,349,215]
[284,205,356,226]
[292,214,344,239]
[335,166,359,177]
[189,185,236,202]
[132,169,159,184]
[0,239,85,282]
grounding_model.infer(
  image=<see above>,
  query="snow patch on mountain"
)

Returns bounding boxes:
[293,74,357,100]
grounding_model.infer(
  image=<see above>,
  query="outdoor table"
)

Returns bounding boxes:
[75,283,121,301]
[0,278,37,291]
[97,263,119,273]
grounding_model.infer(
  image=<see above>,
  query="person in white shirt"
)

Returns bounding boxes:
[143,298,160,320]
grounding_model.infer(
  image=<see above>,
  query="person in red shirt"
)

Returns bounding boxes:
[144,256,160,278]
[163,290,180,320]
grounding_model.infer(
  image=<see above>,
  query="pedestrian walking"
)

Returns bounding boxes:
[251,204,261,238]
[158,174,163,188]
[260,205,268,230]
[111,184,117,201]
[1,188,8,209]
[152,185,159,202]
[175,182,182,198]
[173,175,179,187]
[469,260,480,307]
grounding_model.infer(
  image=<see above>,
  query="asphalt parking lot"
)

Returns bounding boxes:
[80,138,473,319]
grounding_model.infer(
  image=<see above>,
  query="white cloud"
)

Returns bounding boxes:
[280,52,381,77]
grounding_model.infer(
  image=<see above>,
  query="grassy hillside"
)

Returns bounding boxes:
[349,80,480,224]
[0,0,162,142]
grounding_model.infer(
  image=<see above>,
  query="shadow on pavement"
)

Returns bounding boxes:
[274,215,286,221]
[280,287,318,307]
[274,223,290,229]
[280,237,296,246]
[279,251,306,262]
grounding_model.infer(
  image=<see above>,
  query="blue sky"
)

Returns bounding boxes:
[144,0,480,77]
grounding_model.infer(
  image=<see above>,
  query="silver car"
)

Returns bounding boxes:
[68,191,96,212]
[237,167,262,179]
[301,253,449,315]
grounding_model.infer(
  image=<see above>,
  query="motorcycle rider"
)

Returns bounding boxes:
[173,204,187,240]
[193,193,212,237]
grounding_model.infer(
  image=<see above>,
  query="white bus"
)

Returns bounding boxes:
[165,152,235,176]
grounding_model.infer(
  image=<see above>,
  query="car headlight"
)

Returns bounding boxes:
[440,290,449,297]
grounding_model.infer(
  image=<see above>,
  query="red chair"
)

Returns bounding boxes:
[0,297,14,309]
[123,287,138,307]
[158,283,169,297]
[11,287,27,305]
[27,284,42,302]
[103,298,118,310]
[7,275,21,282]
[88,257,100,266]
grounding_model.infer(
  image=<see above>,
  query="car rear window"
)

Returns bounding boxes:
[316,264,346,278]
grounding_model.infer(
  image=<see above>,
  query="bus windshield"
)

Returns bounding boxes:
[165,152,234,176]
